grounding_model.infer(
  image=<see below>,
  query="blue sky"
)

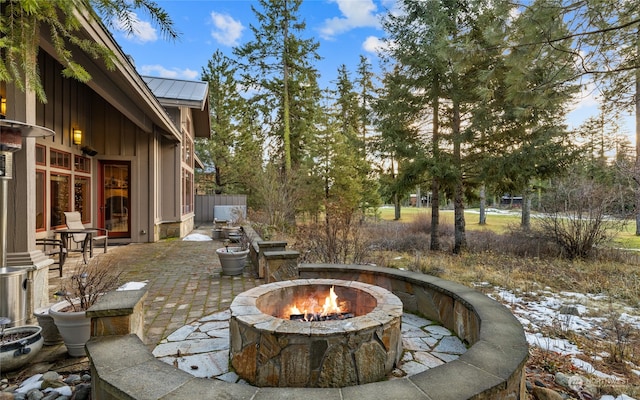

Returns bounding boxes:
[110,0,634,144]
[112,0,392,89]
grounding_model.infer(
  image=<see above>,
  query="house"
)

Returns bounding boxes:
[1,10,210,317]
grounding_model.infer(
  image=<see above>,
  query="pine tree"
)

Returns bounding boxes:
[197,51,264,197]
[355,56,382,214]
[0,0,177,102]
[233,0,321,174]
[472,0,580,230]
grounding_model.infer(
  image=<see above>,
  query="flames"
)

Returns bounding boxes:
[285,286,346,321]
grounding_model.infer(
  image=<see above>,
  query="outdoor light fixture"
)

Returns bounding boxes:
[72,128,82,145]
[0,96,6,119]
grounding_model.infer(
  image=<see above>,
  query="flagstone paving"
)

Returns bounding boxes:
[151,309,467,383]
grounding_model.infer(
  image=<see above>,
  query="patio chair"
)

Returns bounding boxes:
[36,238,66,277]
[63,211,109,256]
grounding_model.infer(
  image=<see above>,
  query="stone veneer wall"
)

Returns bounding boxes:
[86,264,528,399]
[157,216,194,240]
[229,280,403,387]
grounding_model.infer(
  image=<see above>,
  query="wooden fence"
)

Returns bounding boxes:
[194,194,247,223]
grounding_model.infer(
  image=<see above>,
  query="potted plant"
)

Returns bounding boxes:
[216,231,250,276]
[49,261,122,357]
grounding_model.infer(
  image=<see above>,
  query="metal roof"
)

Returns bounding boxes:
[142,76,211,138]
[142,76,209,110]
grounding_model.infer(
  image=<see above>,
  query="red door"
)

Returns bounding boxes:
[98,161,131,238]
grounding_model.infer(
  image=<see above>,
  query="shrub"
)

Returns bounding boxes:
[536,175,629,260]
[56,259,122,312]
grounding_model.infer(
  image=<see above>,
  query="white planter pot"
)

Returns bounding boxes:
[216,247,249,276]
[49,300,91,357]
[0,325,43,371]
[34,306,63,345]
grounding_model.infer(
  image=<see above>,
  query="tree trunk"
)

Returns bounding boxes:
[282,0,292,173]
[521,189,531,230]
[430,178,440,251]
[479,184,486,225]
[452,100,466,254]
[394,193,401,220]
[430,87,440,251]
[453,183,466,254]
[635,28,640,235]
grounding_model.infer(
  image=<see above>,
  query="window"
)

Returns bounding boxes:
[50,173,70,227]
[182,130,193,168]
[36,170,45,231]
[74,155,91,173]
[50,149,71,169]
[35,145,46,165]
[182,169,193,215]
[74,176,91,223]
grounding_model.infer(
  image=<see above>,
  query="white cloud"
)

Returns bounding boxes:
[139,65,198,80]
[362,36,387,54]
[210,12,244,46]
[320,0,381,39]
[114,12,158,43]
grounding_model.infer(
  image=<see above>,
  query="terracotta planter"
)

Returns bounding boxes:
[0,325,43,371]
[216,247,249,276]
[49,300,91,357]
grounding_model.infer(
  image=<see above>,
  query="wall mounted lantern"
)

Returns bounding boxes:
[72,128,82,145]
[0,96,6,119]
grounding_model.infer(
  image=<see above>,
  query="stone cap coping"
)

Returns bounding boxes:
[231,279,403,337]
[262,250,299,259]
[87,289,147,318]
[257,240,288,248]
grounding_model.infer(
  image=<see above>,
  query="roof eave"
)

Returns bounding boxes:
[44,8,183,142]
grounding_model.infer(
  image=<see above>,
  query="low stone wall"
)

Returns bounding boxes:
[299,264,529,399]
[86,265,528,399]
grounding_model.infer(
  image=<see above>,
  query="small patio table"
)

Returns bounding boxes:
[54,228,98,264]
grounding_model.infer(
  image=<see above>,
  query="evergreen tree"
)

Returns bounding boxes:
[198,51,240,193]
[354,56,382,214]
[372,66,427,222]
[0,0,177,102]
[381,0,579,250]
[473,0,580,230]
[233,0,321,173]
[510,0,639,232]
[380,0,452,248]
[197,51,264,197]
[381,0,498,252]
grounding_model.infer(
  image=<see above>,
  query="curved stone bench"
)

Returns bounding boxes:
[87,264,528,399]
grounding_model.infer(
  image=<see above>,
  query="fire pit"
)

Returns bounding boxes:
[229,279,403,388]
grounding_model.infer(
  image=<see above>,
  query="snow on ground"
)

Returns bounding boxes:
[485,285,640,398]
[182,233,213,241]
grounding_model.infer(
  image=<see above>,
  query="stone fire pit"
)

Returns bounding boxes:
[229,279,403,388]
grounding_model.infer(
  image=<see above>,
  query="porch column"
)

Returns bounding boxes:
[4,84,53,323]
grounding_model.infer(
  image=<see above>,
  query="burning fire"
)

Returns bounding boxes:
[285,286,347,321]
